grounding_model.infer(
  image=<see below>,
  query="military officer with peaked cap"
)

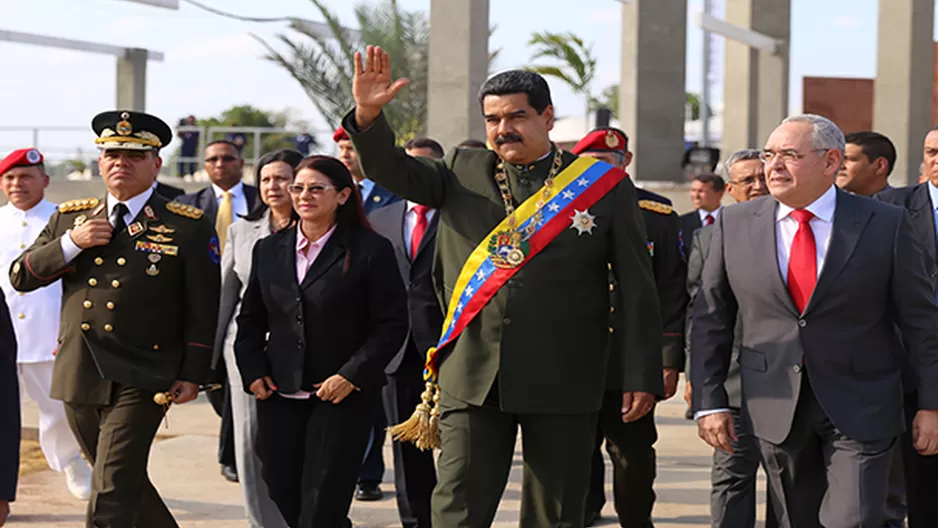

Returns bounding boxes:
[9,110,220,528]
[573,128,688,527]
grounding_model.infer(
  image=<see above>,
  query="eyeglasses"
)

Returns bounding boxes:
[288,184,334,195]
[730,175,767,186]
[205,155,238,164]
[758,149,828,164]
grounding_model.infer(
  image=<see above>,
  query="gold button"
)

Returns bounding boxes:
[18,244,25,249]
[94,257,104,266]
[106,302,115,310]
[18,292,24,297]
[609,283,615,292]
[609,327,615,334]
[609,306,615,314]
[103,324,113,332]
[88,278,97,287]
[83,300,92,309]
[117,257,126,266]
[111,280,120,288]
[607,263,612,271]
[17,313,24,320]
[153,345,159,350]
[80,323,90,331]
[20,221,26,227]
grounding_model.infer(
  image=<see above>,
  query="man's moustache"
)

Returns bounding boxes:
[495,135,523,146]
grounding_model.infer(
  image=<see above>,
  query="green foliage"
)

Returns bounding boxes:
[197,105,311,160]
[589,84,619,118]
[525,31,596,97]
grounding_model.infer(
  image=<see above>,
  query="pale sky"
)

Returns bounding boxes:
[0,0,912,162]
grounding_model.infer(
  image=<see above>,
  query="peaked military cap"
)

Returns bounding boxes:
[92,110,172,151]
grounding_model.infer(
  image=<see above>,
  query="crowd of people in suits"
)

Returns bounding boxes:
[3,45,938,528]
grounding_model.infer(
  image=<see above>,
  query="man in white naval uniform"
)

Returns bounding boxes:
[0,148,91,499]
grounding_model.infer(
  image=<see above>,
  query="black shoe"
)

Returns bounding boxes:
[585,510,601,527]
[355,482,383,501]
[221,464,239,483]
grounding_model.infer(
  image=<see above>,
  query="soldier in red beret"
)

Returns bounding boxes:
[0,148,93,502]
[572,128,689,527]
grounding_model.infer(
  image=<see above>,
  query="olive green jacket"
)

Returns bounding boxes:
[344,111,663,413]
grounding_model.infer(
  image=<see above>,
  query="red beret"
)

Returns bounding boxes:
[0,148,44,176]
[571,129,627,155]
[333,127,349,143]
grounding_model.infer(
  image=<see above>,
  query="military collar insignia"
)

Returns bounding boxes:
[144,205,157,220]
[128,222,145,237]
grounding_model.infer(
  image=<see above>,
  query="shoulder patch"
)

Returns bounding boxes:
[638,200,673,215]
[166,201,204,220]
[57,197,99,213]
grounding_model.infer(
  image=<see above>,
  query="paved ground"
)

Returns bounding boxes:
[10,380,770,527]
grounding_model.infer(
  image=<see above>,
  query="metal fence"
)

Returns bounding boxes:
[0,125,332,182]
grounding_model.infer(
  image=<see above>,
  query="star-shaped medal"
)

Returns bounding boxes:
[570,209,597,236]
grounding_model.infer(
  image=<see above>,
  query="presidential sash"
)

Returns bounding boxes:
[389,157,625,450]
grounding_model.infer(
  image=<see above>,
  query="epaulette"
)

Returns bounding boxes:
[638,200,673,215]
[166,201,204,220]
[58,197,99,213]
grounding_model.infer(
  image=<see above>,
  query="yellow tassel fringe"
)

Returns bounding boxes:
[388,381,441,451]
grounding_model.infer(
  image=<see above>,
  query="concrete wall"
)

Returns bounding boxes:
[802,77,874,134]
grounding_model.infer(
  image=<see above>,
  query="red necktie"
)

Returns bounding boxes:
[703,214,715,226]
[787,209,817,313]
[410,205,430,260]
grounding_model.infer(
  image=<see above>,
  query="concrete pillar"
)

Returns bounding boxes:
[116,48,148,111]
[721,0,790,156]
[427,0,489,151]
[619,0,687,182]
[874,0,934,187]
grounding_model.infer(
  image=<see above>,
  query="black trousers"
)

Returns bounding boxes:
[759,377,894,528]
[207,380,236,469]
[587,391,657,528]
[383,374,437,528]
[901,391,938,527]
[255,392,375,528]
[64,384,177,528]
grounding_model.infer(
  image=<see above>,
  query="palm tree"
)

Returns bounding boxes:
[525,32,597,133]
[256,0,502,143]
[256,0,429,142]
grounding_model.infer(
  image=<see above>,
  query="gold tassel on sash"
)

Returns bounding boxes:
[388,381,441,450]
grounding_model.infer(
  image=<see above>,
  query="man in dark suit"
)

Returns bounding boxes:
[574,128,688,528]
[692,114,938,527]
[347,48,662,527]
[335,126,400,215]
[177,139,259,483]
[154,181,185,200]
[368,136,445,528]
[874,126,938,528]
[10,110,220,527]
[679,172,725,240]
[0,294,18,527]
[837,131,895,197]
[685,149,775,528]
[335,125,401,500]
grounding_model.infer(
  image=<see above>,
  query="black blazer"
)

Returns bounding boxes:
[679,210,703,243]
[154,181,185,200]
[0,295,19,501]
[368,201,444,375]
[177,184,259,222]
[234,224,408,394]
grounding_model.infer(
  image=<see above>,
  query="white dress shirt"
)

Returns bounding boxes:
[403,201,436,251]
[696,185,837,421]
[60,187,156,263]
[212,181,249,218]
[698,205,723,224]
[0,200,62,363]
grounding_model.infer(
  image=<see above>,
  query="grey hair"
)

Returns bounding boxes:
[780,114,845,154]
[722,149,762,176]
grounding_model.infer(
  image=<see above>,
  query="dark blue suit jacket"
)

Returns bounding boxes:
[362,184,400,215]
[0,295,19,501]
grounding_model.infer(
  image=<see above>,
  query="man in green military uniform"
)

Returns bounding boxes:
[9,110,220,528]
[345,46,663,527]
[572,128,689,527]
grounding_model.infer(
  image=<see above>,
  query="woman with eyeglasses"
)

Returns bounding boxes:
[214,149,304,528]
[234,155,408,528]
